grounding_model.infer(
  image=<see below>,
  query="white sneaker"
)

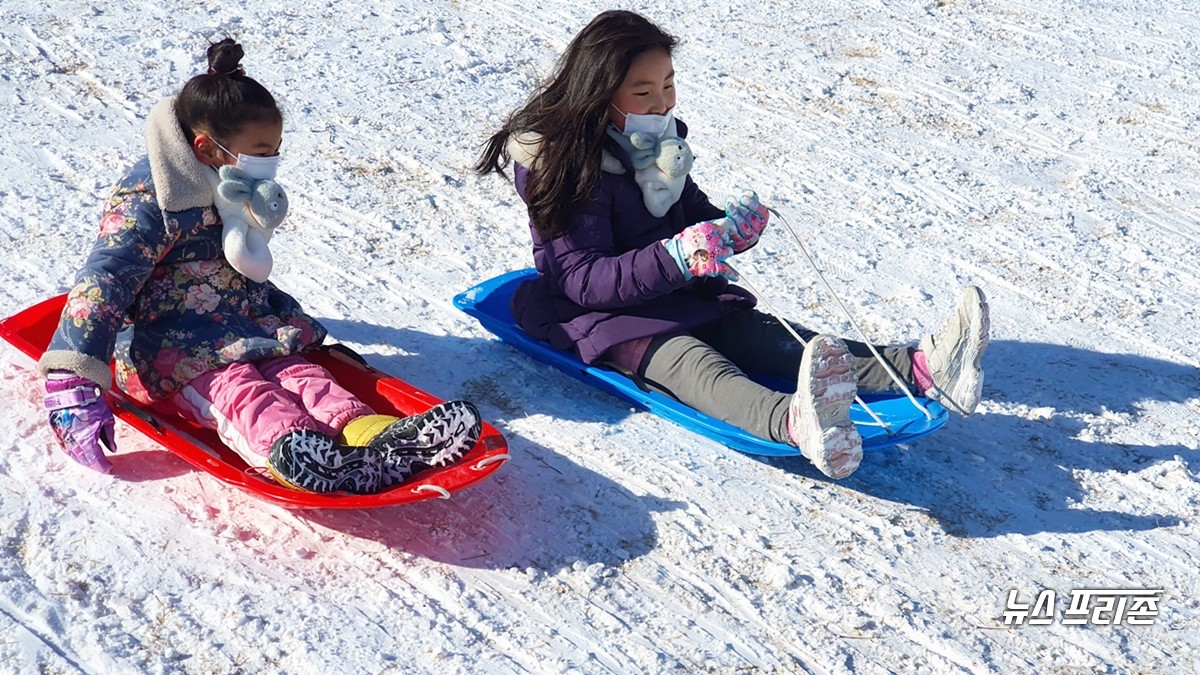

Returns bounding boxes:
[919,286,990,416]
[787,335,863,479]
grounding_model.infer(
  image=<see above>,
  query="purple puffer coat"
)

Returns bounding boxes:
[509,120,756,370]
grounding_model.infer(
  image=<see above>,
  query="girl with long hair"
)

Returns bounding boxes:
[478,11,990,479]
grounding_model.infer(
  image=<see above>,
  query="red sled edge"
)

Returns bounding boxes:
[0,295,509,509]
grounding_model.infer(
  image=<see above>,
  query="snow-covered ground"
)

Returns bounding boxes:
[2,0,1198,672]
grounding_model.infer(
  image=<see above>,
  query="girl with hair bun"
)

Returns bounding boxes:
[38,39,482,494]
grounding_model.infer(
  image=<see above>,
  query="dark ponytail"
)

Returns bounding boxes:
[174,38,282,144]
[475,11,677,238]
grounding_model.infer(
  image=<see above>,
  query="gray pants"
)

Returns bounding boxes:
[636,310,915,444]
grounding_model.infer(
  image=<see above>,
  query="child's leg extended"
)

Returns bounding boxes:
[842,340,915,393]
[639,333,793,443]
[259,354,480,488]
[691,310,806,380]
[641,330,864,479]
[257,354,372,434]
[172,361,383,494]
[168,361,327,462]
[696,310,917,393]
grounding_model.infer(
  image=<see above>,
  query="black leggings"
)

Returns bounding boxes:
[637,309,916,444]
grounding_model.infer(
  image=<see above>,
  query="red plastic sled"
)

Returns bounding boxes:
[0,295,509,509]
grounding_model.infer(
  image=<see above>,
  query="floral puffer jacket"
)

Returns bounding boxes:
[39,102,325,404]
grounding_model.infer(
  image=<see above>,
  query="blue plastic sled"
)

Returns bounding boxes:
[454,269,948,457]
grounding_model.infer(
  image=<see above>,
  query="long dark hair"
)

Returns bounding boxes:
[475,11,677,238]
[174,38,282,144]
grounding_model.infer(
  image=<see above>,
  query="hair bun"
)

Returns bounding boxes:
[206,38,245,76]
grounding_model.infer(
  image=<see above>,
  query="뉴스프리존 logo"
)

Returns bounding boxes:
[1002,588,1163,626]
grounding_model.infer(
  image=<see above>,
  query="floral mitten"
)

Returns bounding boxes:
[663,220,738,281]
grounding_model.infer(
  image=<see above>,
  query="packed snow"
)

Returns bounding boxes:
[2,0,1197,672]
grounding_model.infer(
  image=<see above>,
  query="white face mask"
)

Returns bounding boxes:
[611,104,674,139]
[212,138,281,180]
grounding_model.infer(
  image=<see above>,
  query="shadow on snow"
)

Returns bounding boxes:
[763,339,1196,537]
[84,320,1198,549]
[334,320,1196,540]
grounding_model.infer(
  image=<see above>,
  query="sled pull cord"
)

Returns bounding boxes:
[766,205,930,420]
[728,269,894,433]
[736,206,931,423]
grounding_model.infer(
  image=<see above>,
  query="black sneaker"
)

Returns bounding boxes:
[266,430,383,494]
[368,400,482,486]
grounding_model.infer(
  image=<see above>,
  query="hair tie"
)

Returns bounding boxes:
[208,65,245,76]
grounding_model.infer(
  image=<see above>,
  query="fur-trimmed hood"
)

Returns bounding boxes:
[145,97,214,212]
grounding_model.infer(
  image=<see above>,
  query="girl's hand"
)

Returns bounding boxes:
[663,220,738,281]
[723,190,769,253]
[44,374,116,473]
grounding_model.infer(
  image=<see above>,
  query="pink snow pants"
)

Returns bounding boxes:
[167,354,373,462]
